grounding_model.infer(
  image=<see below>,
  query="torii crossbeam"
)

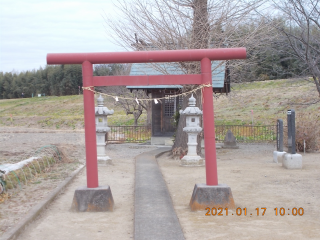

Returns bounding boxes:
[47,48,246,211]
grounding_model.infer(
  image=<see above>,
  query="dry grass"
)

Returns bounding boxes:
[0,95,145,129]
[1,78,319,132]
[295,112,320,151]
[214,78,320,126]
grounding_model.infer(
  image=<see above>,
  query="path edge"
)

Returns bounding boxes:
[0,164,85,240]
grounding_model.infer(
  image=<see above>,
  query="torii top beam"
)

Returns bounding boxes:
[47,48,246,64]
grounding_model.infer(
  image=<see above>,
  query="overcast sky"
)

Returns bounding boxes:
[0,0,125,73]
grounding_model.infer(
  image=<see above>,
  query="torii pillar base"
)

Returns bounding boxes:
[71,186,114,212]
[189,183,235,211]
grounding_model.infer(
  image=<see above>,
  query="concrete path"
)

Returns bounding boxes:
[134,148,185,240]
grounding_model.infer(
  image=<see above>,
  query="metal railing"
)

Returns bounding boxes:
[215,125,277,143]
[106,124,277,143]
[106,125,152,143]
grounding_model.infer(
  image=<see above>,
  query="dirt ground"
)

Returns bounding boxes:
[158,145,320,240]
[0,127,86,236]
[0,128,320,239]
[14,144,157,240]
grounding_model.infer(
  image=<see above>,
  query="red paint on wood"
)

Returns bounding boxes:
[47,48,246,64]
[93,74,202,87]
[201,58,218,186]
[82,61,99,188]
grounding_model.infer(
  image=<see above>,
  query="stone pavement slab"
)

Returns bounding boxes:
[134,148,185,240]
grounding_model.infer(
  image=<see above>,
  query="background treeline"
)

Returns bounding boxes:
[231,18,307,82]
[0,64,125,99]
[0,45,304,100]
[0,20,314,99]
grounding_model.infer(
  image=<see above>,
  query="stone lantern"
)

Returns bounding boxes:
[179,94,204,166]
[95,95,114,164]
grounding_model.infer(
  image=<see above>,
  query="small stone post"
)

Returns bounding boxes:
[180,94,204,166]
[283,109,302,169]
[95,95,114,164]
[223,130,239,149]
[287,109,296,154]
[273,119,286,163]
[277,119,284,152]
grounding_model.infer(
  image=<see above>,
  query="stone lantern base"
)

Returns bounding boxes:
[181,155,204,167]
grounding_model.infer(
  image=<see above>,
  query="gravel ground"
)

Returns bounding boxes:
[1,127,319,239]
[0,127,157,237]
[0,127,86,163]
[0,127,86,236]
[158,144,320,240]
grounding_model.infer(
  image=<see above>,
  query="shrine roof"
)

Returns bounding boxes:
[127,63,183,89]
[126,62,225,89]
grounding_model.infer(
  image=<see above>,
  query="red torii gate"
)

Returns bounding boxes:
[47,48,246,211]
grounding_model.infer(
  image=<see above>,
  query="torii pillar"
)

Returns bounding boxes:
[47,48,245,212]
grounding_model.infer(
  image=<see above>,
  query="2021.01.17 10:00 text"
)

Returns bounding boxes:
[205,207,304,216]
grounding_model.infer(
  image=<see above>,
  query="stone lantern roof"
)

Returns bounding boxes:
[95,95,114,115]
[180,94,203,115]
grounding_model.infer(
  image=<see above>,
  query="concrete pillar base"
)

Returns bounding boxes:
[164,138,174,146]
[189,183,235,211]
[273,151,286,163]
[181,155,204,167]
[71,186,114,212]
[223,145,239,149]
[283,153,302,169]
[97,156,112,165]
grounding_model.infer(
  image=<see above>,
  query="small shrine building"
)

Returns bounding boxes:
[127,61,229,145]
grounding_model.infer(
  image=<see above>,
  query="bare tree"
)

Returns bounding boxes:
[105,0,272,154]
[114,87,151,126]
[99,85,151,126]
[96,64,151,125]
[265,0,320,99]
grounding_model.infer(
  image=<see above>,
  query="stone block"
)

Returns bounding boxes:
[273,151,286,163]
[223,130,239,149]
[283,153,302,169]
[164,138,174,146]
[181,155,204,167]
[151,136,172,145]
[98,156,112,165]
[71,186,114,212]
[189,183,235,211]
[216,144,223,149]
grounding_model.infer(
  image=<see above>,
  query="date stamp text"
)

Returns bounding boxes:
[205,207,304,216]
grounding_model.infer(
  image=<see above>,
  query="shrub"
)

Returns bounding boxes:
[295,112,320,152]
